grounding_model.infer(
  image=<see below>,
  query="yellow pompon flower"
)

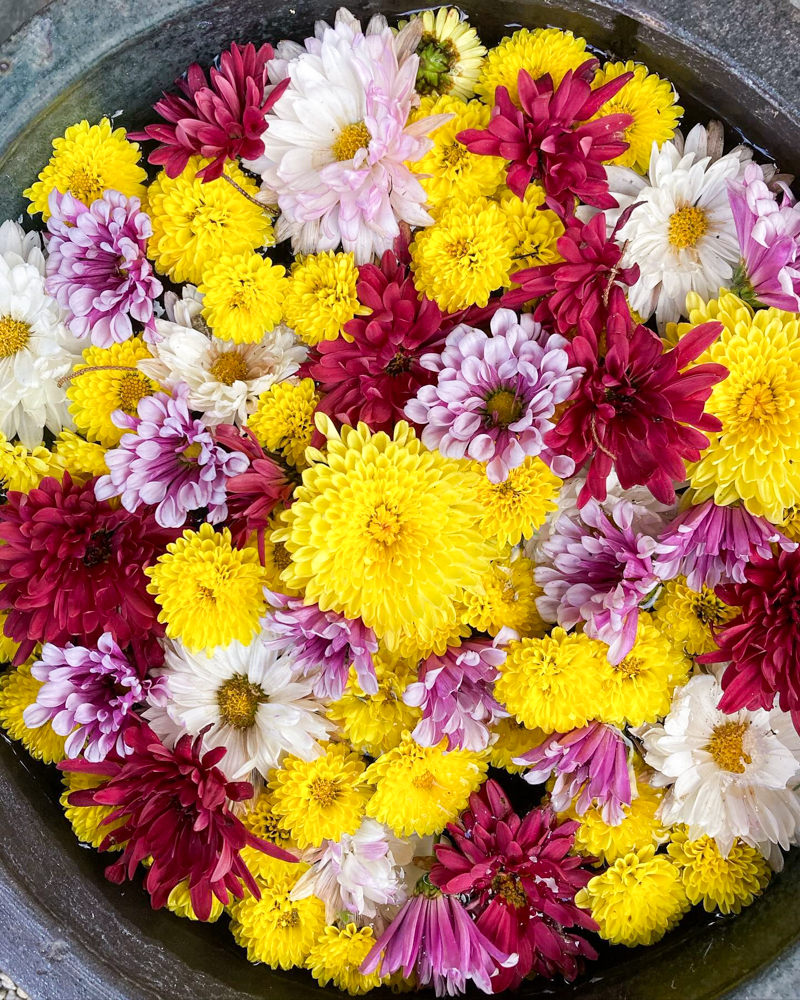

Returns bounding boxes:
[653,577,738,656]
[239,790,299,881]
[269,744,371,850]
[0,661,66,763]
[680,291,800,522]
[259,513,303,597]
[145,523,266,653]
[564,779,669,865]
[308,923,387,995]
[473,455,561,547]
[594,616,691,728]
[247,378,319,468]
[575,846,690,947]
[488,717,544,775]
[198,252,287,344]
[461,552,544,638]
[667,826,771,915]
[328,648,421,757]
[67,337,160,447]
[364,731,487,837]
[476,28,588,105]
[407,97,505,209]
[591,62,683,172]
[24,118,147,219]
[0,433,63,493]
[229,868,325,969]
[779,506,800,543]
[499,185,565,271]
[167,880,225,922]
[147,156,272,285]
[60,770,125,850]
[0,611,21,665]
[282,251,365,346]
[495,628,603,733]
[402,8,487,101]
[392,610,472,663]
[410,198,514,312]
[277,416,492,651]
[53,430,109,481]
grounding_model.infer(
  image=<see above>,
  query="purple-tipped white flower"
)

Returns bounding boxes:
[23,632,168,761]
[535,499,661,663]
[405,309,583,483]
[95,382,249,528]
[403,639,507,752]
[262,592,378,701]
[657,498,797,591]
[514,722,633,827]
[45,188,162,347]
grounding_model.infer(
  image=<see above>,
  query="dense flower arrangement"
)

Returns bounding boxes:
[1,8,799,995]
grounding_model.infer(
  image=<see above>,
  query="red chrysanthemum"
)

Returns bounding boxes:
[430,779,598,992]
[457,60,633,218]
[131,42,289,182]
[0,474,176,667]
[700,548,800,733]
[546,318,727,506]
[60,724,296,919]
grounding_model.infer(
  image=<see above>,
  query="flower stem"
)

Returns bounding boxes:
[57,364,140,388]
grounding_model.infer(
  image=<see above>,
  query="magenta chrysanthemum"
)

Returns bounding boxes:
[405,308,583,483]
[45,189,162,347]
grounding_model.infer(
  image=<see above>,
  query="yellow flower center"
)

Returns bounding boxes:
[705,721,752,774]
[367,504,402,545]
[668,206,708,249]
[442,142,467,168]
[116,372,155,413]
[412,769,436,790]
[736,379,777,422]
[332,121,371,162]
[182,441,204,462]
[275,908,300,929]
[217,674,266,729]
[691,592,731,627]
[197,584,218,604]
[0,316,31,358]
[616,655,643,679]
[309,777,340,807]
[67,166,103,206]
[271,541,292,572]
[210,352,250,385]
[486,388,523,429]
[250,810,292,845]
[445,237,471,260]
[491,872,528,908]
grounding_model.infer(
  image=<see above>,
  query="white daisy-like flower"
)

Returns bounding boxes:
[290,817,413,926]
[0,221,81,448]
[601,122,752,328]
[640,672,800,860]
[163,283,206,332]
[143,637,334,782]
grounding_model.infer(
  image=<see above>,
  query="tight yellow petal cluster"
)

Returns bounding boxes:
[282,251,366,345]
[668,826,771,915]
[461,553,545,638]
[247,378,319,467]
[0,661,65,763]
[564,779,670,865]
[473,455,561,548]
[199,252,288,343]
[307,924,388,995]
[653,577,738,656]
[499,185,565,271]
[476,28,588,105]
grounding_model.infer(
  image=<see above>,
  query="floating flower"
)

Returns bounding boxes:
[667,826,771,914]
[239,789,299,880]
[473,456,561,548]
[402,7,486,100]
[167,881,225,922]
[460,553,544,638]
[309,924,388,994]
[282,251,366,347]
[259,510,302,595]
[53,429,109,481]
[0,661,66,763]
[487,717,544,775]
[197,252,288,344]
[0,433,63,493]
[247,377,319,467]
[475,27,589,105]
[0,218,46,270]
[499,184,565,270]
[60,770,125,850]
[653,577,738,656]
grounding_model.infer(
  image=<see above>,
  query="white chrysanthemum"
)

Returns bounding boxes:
[640,673,800,860]
[144,637,334,782]
[602,123,751,328]
[0,219,47,272]
[163,283,205,331]
[138,321,307,426]
[291,817,413,926]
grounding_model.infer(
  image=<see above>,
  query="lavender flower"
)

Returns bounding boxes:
[403,640,507,752]
[729,162,800,311]
[405,308,583,483]
[45,188,162,347]
[22,632,168,761]
[514,722,633,827]
[263,593,378,701]
[536,499,661,663]
[95,382,248,528]
[657,498,797,590]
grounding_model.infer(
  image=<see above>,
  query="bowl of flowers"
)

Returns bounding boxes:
[0,1,799,998]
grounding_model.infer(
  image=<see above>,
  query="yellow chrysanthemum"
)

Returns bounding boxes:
[681,291,800,521]
[365,731,487,837]
[259,513,303,597]
[67,338,160,447]
[407,97,505,208]
[229,868,325,969]
[564,779,669,865]
[282,251,365,346]
[0,433,63,492]
[591,62,683,172]
[594,616,691,728]
[24,118,147,219]
[328,648,420,757]
[269,744,371,849]
[653,577,738,656]
[779,505,800,543]
[488,717,544,775]
[667,826,771,915]
[499,185,565,271]
[0,661,66,763]
[461,552,545,638]
[476,28,588,105]
[145,523,266,653]
[52,429,109,481]
[198,252,288,344]
[247,377,319,467]
[147,156,272,285]
[239,790,299,881]
[392,610,472,663]
[576,845,690,946]
[60,770,126,850]
[495,628,603,733]
[473,456,561,547]
[0,611,21,664]
[277,416,490,651]
[308,924,387,995]
[166,880,225,922]
[403,8,486,101]
[410,197,514,312]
